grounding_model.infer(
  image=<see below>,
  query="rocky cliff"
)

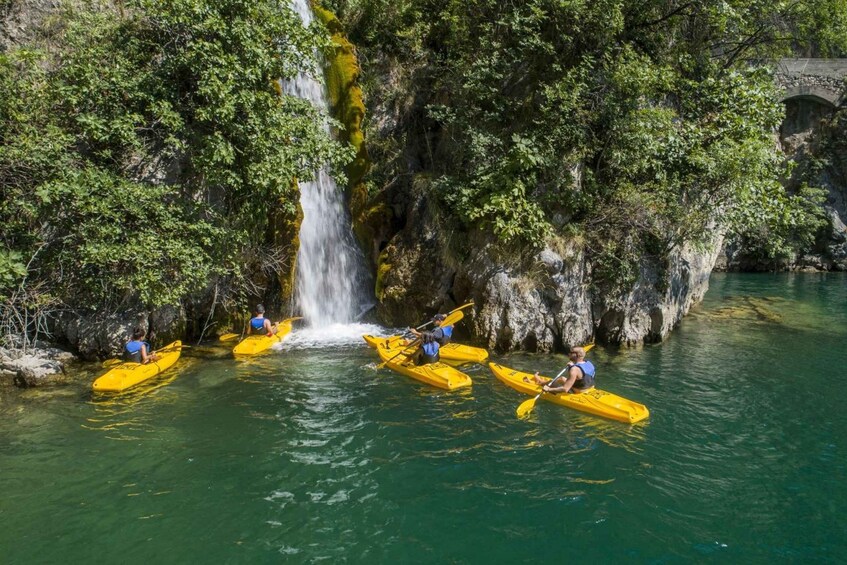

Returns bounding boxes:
[373,181,722,351]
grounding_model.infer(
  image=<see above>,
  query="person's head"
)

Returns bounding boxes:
[255,304,265,315]
[132,327,146,340]
[433,313,446,323]
[568,346,586,361]
[422,331,435,344]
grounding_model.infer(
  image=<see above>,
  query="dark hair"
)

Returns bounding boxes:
[132,327,146,340]
[422,331,435,345]
[255,304,265,314]
[433,313,446,322]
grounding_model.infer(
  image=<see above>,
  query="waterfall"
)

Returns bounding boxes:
[284,0,373,329]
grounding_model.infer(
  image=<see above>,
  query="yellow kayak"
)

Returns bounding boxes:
[363,334,488,363]
[233,317,301,355]
[92,341,182,392]
[375,340,472,391]
[489,362,649,424]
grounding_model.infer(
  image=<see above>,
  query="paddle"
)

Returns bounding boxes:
[516,344,595,418]
[380,305,472,368]
[377,338,421,369]
[414,301,474,330]
[219,333,240,342]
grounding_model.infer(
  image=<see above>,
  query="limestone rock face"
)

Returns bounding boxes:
[53,306,186,359]
[376,195,722,351]
[594,237,723,345]
[0,0,62,51]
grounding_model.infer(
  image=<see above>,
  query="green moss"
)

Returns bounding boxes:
[374,248,392,302]
[271,179,304,303]
[312,2,374,252]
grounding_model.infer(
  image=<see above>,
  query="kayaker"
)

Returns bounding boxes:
[123,328,159,364]
[413,331,440,365]
[527,346,595,393]
[430,313,453,346]
[249,304,277,337]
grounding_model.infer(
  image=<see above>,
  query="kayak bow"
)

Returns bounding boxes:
[363,334,488,363]
[233,317,302,355]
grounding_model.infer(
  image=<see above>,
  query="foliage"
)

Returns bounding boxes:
[331,0,844,291]
[0,0,352,309]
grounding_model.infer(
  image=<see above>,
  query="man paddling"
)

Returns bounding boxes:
[249,304,277,337]
[527,346,595,393]
[412,331,440,365]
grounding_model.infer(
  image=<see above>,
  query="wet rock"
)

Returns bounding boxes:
[3,354,65,388]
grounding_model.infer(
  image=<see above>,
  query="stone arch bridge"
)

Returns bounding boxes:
[776,58,847,108]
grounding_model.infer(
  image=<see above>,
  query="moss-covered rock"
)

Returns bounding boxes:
[311,2,390,271]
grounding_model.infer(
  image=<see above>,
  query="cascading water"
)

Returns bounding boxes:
[282,0,378,344]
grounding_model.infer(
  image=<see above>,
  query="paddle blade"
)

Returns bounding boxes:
[440,310,465,328]
[218,333,239,342]
[449,301,474,315]
[516,397,538,418]
[102,359,122,369]
[583,343,595,353]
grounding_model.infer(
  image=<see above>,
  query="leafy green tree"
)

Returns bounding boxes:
[0,0,352,313]
[330,0,844,290]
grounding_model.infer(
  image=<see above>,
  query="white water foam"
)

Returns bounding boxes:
[276,323,395,350]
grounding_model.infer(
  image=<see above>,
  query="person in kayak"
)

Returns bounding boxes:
[249,304,277,337]
[412,331,440,365]
[124,328,159,364]
[430,313,453,346]
[527,346,595,393]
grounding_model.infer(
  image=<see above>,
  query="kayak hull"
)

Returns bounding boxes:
[364,334,488,363]
[233,317,301,356]
[376,341,472,391]
[92,341,182,392]
[489,362,649,424]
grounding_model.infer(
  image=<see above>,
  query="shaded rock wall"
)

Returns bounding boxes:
[718,99,847,271]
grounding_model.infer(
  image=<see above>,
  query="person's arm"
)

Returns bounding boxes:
[140,344,158,364]
[543,366,580,393]
[264,319,274,336]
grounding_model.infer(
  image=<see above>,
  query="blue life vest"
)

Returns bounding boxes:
[250,317,267,332]
[422,340,440,357]
[572,360,596,389]
[433,325,453,346]
[124,340,149,363]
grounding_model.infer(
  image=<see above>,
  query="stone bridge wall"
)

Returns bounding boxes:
[775,58,847,107]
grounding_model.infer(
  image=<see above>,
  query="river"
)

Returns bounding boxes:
[1,273,845,562]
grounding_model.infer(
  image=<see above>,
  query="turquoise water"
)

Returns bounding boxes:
[1,273,846,563]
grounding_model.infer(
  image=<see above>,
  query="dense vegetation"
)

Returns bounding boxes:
[329,0,847,288]
[0,0,350,338]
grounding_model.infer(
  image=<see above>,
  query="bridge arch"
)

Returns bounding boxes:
[780,85,841,108]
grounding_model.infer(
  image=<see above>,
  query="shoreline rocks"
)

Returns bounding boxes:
[0,342,76,388]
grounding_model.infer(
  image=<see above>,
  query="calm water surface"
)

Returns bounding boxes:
[1,273,845,563]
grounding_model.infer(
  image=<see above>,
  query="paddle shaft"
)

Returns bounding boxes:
[378,338,421,368]
[531,366,569,402]
[414,302,473,330]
